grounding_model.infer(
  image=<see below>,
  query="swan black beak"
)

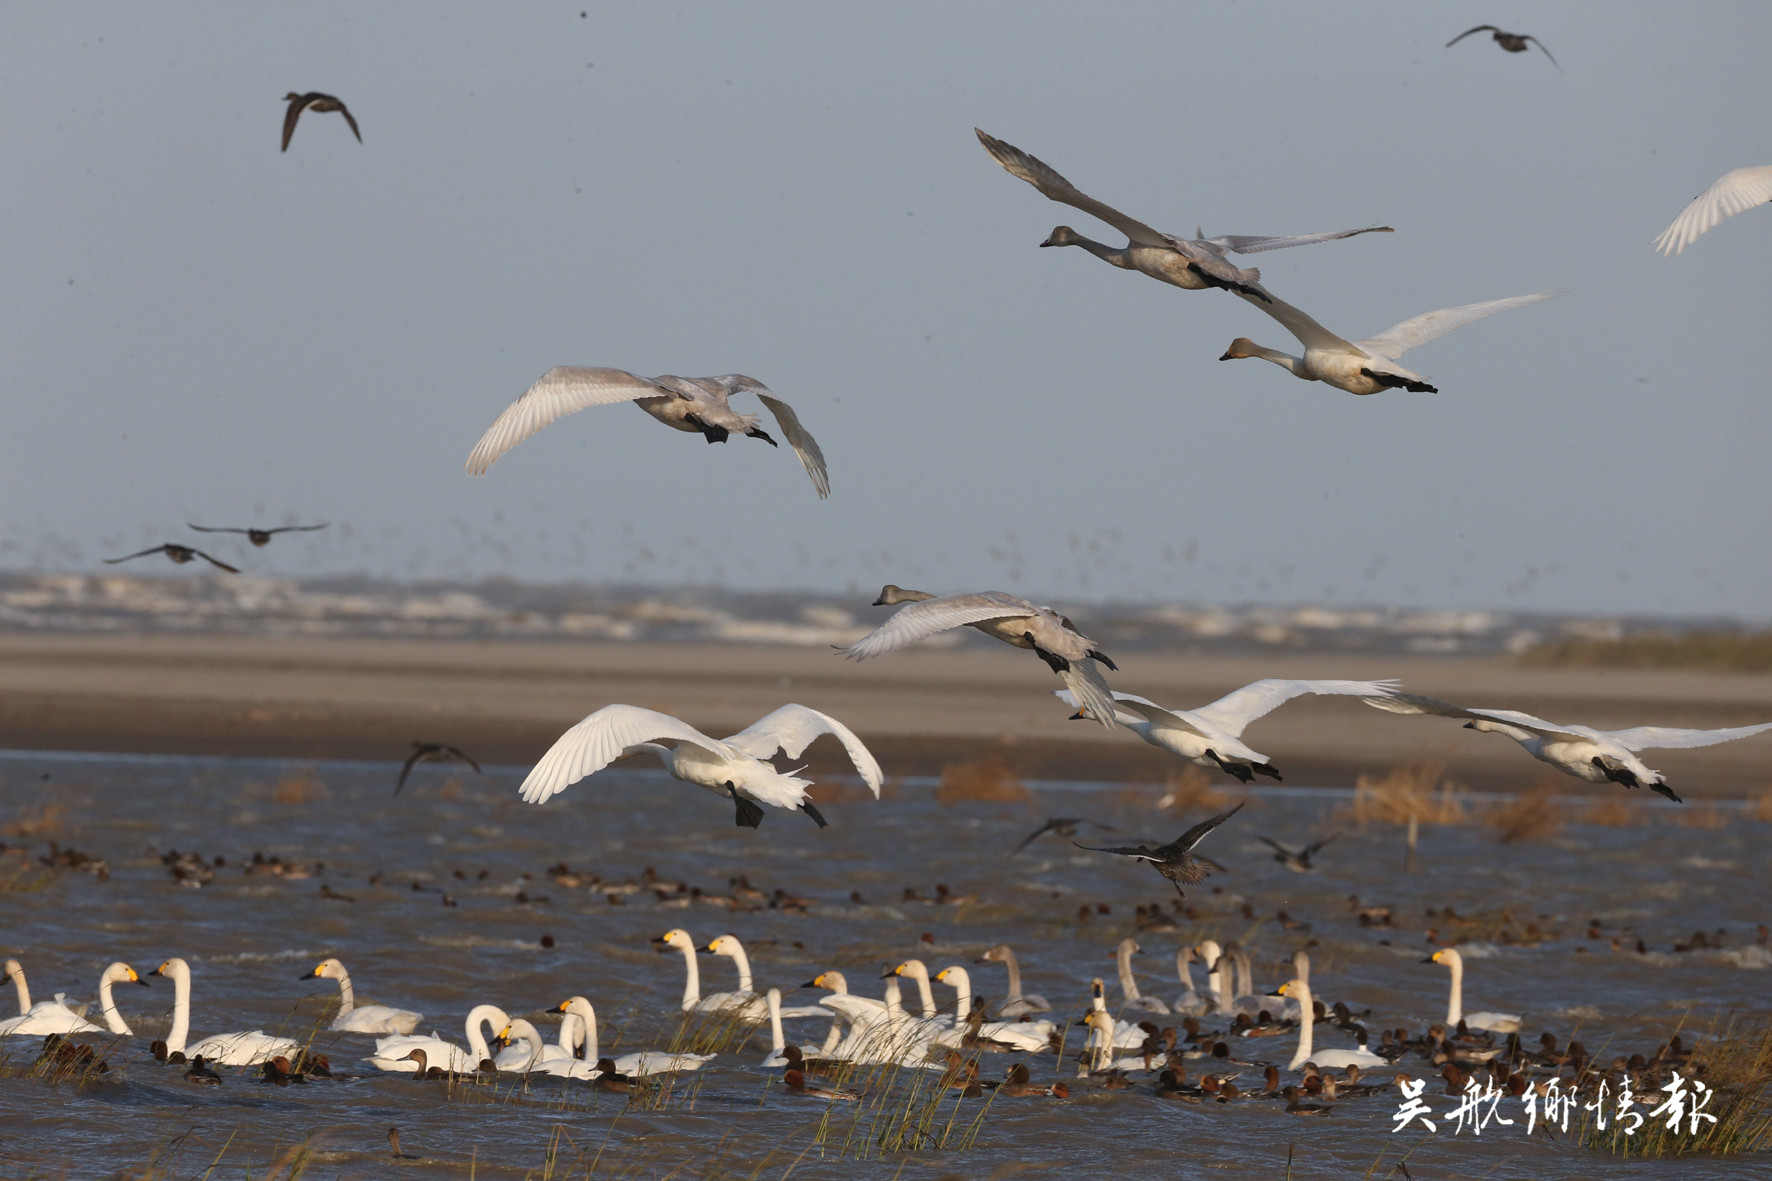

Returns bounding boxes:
[870,597,887,607]
[799,979,822,989]
[295,968,318,981]
[134,977,152,988]
[1462,722,1476,729]
[1419,956,1438,964]
[1068,711,1087,721]
[1218,349,1234,361]
[880,965,900,979]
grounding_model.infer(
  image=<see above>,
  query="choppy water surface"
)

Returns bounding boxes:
[0,751,1766,1179]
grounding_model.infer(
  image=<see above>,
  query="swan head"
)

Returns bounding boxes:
[283,92,304,102]
[1,960,19,982]
[1425,948,1460,968]
[704,935,739,956]
[113,964,150,988]
[301,958,346,982]
[975,945,1009,965]
[1220,338,1261,361]
[872,584,932,607]
[652,929,692,953]
[1090,976,1105,1001]
[804,970,844,991]
[885,959,928,981]
[1276,979,1310,1002]
[1040,226,1083,248]
[1117,938,1141,956]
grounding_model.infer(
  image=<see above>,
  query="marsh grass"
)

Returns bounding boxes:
[1754,789,1772,822]
[1522,629,1772,673]
[1577,1015,1772,1157]
[1582,796,1646,827]
[1672,804,1730,829]
[1343,758,1467,827]
[1154,765,1232,812]
[0,857,57,893]
[3,801,68,839]
[1486,783,1564,843]
[936,758,1030,805]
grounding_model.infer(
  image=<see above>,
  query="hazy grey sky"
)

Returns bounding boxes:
[3,3,1767,618]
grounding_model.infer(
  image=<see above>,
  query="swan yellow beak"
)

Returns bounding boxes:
[556,1000,570,1013]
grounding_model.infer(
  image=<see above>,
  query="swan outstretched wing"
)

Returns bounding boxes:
[1654,166,1772,255]
[842,593,1037,661]
[1191,678,1402,738]
[975,128,1171,248]
[723,704,884,794]
[712,378,830,498]
[1355,290,1562,361]
[466,367,675,475]
[519,704,733,804]
[1204,226,1393,255]
[1603,721,1772,752]
[1365,693,1593,742]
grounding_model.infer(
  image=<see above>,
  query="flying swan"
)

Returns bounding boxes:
[1220,289,1562,395]
[465,368,829,498]
[845,584,1121,729]
[517,703,882,828]
[1654,166,1772,255]
[1056,677,1400,782]
[1363,691,1772,802]
[975,129,1390,303]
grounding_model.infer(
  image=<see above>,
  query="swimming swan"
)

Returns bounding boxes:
[518,703,883,829]
[367,1004,511,1073]
[654,929,766,1020]
[1172,946,1209,1016]
[1057,677,1400,783]
[931,966,1053,1051]
[0,960,138,1037]
[1654,166,1772,255]
[496,1018,582,1073]
[150,958,302,1067]
[1425,949,1521,1034]
[759,989,827,1069]
[1220,289,1561,395]
[1276,980,1388,1071]
[1113,939,1170,1014]
[465,368,829,498]
[975,129,1390,303]
[845,585,1120,729]
[1364,691,1772,803]
[300,958,422,1034]
[974,945,1051,1016]
[704,935,826,1019]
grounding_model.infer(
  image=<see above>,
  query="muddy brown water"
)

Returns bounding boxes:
[0,751,1765,1178]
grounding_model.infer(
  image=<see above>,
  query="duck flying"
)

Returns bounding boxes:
[1257,835,1335,873]
[394,742,483,796]
[1012,817,1115,855]
[1056,677,1400,782]
[1075,802,1245,900]
[188,523,329,547]
[282,92,361,151]
[104,544,239,573]
[465,368,828,497]
[1220,288,1561,395]
[516,703,882,828]
[976,129,1391,304]
[1364,691,1772,803]
[845,585,1120,728]
[1445,26,1559,70]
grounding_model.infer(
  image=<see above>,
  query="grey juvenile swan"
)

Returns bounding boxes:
[842,585,1120,729]
[976,129,1391,303]
[466,368,829,498]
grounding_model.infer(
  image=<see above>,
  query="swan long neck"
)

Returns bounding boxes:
[726,944,754,993]
[5,962,29,1014]
[1293,949,1311,985]
[1089,1012,1114,1071]
[1444,954,1464,1026]
[165,961,191,1055]
[999,949,1023,998]
[942,969,972,1031]
[1288,980,1315,1070]
[98,967,134,1036]
[1235,951,1253,1002]
[332,967,356,1014]
[1067,233,1134,269]
[1243,342,1309,376]
[678,941,701,1009]
[563,999,598,1061]
[902,962,936,1018]
[1176,947,1196,993]
[768,989,785,1055]
[1197,941,1224,1012]
[465,1005,507,1064]
[1116,941,1141,1000]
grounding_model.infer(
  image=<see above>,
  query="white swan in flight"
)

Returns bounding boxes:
[367,1004,511,1073]
[517,703,882,828]
[975,129,1391,303]
[1276,979,1388,1071]
[1425,948,1521,1034]
[1056,677,1400,782]
[0,960,138,1037]
[844,584,1120,729]
[1364,691,1772,803]
[150,958,302,1067]
[1654,166,1772,255]
[300,958,422,1035]
[1220,289,1562,395]
[465,368,829,497]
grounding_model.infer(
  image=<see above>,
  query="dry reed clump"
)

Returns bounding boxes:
[1583,796,1646,827]
[1672,804,1729,829]
[936,757,1029,805]
[1486,784,1564,844]
[3,802,68,839]
[1580,1015,1772,1157]
[1345,758,1467,827]
[1522,629,1772,673]
[272,769,329,805]
[1754,789,1772,823]
[1156,765,1232,812]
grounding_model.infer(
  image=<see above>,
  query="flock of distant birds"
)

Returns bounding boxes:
[41,18,1772,1127]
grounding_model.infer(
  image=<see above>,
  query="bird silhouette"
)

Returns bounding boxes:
[1446,25,1559,70]
[282,92,361,151]
[1012,817,1114,855]
[394,743,483,796]
[1257,834,1336,873]
[105,544,239,573]
[1075,803,1245,899]
[188,522,328,547]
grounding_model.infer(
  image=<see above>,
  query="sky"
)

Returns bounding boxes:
[1,3,1768,619]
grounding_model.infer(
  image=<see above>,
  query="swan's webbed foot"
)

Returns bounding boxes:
[1189,263,1271,303]
[1206,750,1255,784]
[1406,380,1438,393]
[799,800,829,828]
[686,414,730,444]
[729,786,766,829]
[748,427,779,448]
[1087,648,1119,671]
[1650,780,1683,804]
[1254,762,1283,782]
[1594,758,1642,790]
[1027,637,1069,674]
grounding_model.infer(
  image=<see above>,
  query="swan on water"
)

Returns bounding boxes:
[495,1018,582,1073]
[975,129,1391,303]
[300,958,422,1034]
[759,989,827,1069]
[974,945,1051,1016]
[1364,691,1772,803]
[367,1004,512,1073]
[703,935,826,1019]
[1220,289,1562,395]
[817,977,942,1067]
[554,995,716,1076]
[150,958,302,1067]
[1172,946,1210,1016]
[1654,166,1772,255]
[930,966,1053,1051]
[1058,678,1399,782]
[1112,939,1170,1014]
[517,703,883,829]
[844,585,1120,729]
[1425,949,1522,1034]
[1085,977,1156,1050]
[0,960,139,1037]
[803,970,879,1056]
[1275,979,1388,1071]
[465,368,829,498]
[653,929,767,1020]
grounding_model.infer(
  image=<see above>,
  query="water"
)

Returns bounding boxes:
[0,751,1765,1178]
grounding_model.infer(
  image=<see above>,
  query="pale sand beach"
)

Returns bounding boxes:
[3,633,1768,796]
